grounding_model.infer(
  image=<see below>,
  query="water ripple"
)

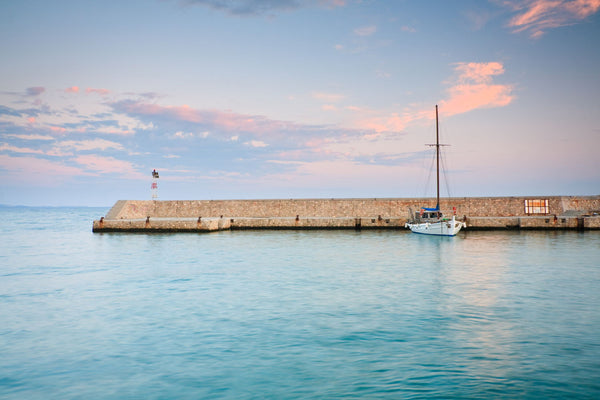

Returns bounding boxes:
[1,209,600,399]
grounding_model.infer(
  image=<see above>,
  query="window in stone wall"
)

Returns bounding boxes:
[524,199,549,214]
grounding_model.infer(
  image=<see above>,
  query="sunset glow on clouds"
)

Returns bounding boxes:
[346,62,514,133]
[0,154,89,184]
[73,154,143,177]
[440,62,514,116]
[1,0,599,205]
[502,0,600,37]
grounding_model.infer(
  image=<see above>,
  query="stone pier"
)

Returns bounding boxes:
[92,195,600,232]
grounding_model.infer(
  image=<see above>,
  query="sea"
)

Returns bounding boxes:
[1,206,600,399]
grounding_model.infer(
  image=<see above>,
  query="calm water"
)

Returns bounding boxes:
[1,207,600,399]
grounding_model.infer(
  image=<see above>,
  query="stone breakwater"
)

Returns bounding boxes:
[93,196,600,232]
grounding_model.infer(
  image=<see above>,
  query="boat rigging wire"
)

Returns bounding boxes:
[440,149,453,198]
[422,148,436,198]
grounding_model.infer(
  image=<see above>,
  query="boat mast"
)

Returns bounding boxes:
[435,104,440,211]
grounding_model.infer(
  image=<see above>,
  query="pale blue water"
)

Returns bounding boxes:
[1,207,600,399]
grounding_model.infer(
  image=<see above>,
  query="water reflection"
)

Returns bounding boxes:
[412,231,600,394]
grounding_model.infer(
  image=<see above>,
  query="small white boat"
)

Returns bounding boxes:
[405,105,466,236]
[405,211,465,236]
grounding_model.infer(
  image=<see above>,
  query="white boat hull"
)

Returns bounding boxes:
[405,215,466,236]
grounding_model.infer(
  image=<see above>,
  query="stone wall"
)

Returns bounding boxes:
[104,196,600,220]
[561,196,600,213]
[93,217,228,232]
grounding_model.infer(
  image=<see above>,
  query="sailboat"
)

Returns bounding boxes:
[405,105,466,236]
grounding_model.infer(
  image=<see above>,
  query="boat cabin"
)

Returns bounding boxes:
[415,210,443,221]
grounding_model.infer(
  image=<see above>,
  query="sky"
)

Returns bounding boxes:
[1,0,599,206]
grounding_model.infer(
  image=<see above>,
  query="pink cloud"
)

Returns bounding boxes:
[0,143,45,154]
[353,112,407,133]
[0,154,87,185]
[99,128,134,135]
[439,62,514,116]
[504,0,600,37]
[74,154,143,177]
[349,62,513,133]
[65,86,79,93]
[3,134,54,141]
[441,84,513,115]
[86,88,110,95]
[57,139,124,152]
[115,101,298,137]
[49,126,68,134]
[303,136,337,150]
[452,62,505,84]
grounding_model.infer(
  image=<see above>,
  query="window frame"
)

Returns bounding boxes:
[524,199,549,215]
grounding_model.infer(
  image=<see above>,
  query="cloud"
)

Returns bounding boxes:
[173,131,195,138]
[56,139,124,152]
[0,154,87,184]
[179,0,346,16]
[452,62,506,84]
[502,0,600,38]
[111,100,308,140]
[49,126,68,134]
[0,105,24,117]
[172,130,210,139]
[347,62,513,134]
[245,140,268,147]
[65,87,110,95]
[1,92,147,137]
[0,68,512,193]
[110,98,398,173]
[0,143,45,154]
[74,154,142,177]
[354,25,377,36]
[86,88,110,96]
[2,134,54,141]
[26,87,45,96]
[313,92,345,103]
[351,111,408,133]
[111,99,386,168]
[1,138,125,158]
[439,61,514,115]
